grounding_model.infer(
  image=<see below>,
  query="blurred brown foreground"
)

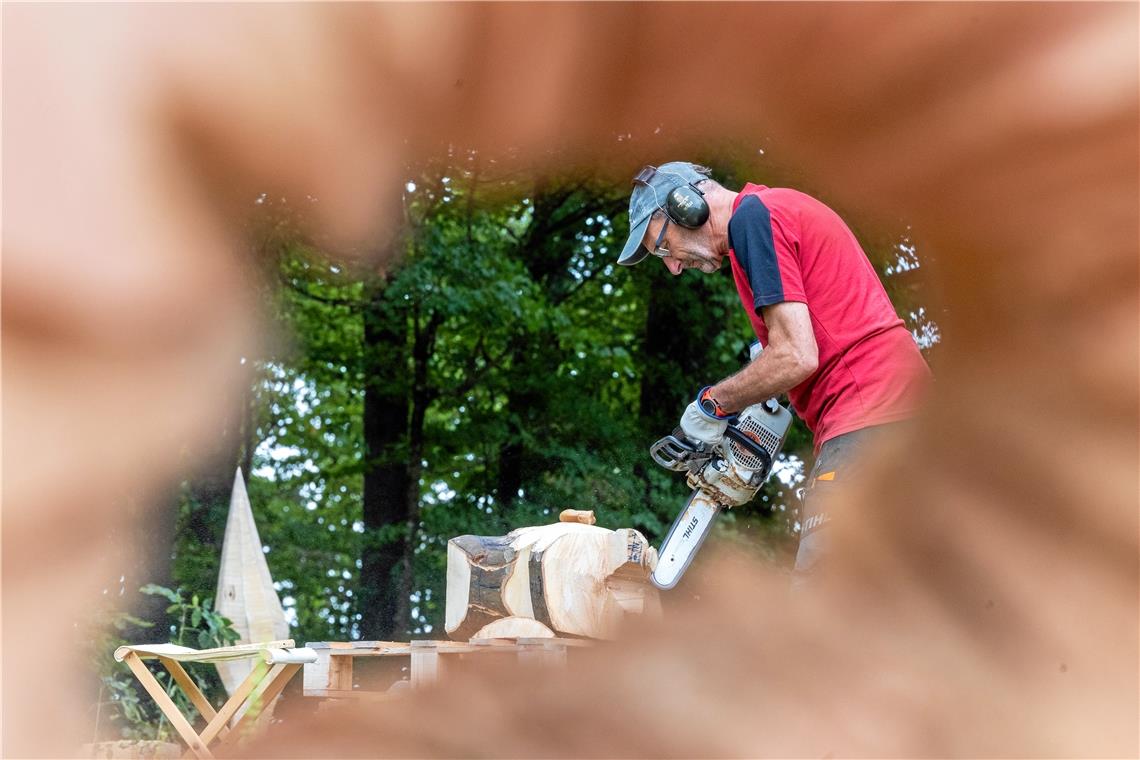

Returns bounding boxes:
[4,3,1137,757]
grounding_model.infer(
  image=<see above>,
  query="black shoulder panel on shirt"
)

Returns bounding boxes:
[728,194,784,310]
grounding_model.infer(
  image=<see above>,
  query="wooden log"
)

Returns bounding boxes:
[445,522,659,641]
[471,616,554,640]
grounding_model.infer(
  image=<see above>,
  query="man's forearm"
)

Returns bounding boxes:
[709,344,814,413]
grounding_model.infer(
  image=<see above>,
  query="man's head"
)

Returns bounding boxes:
[618,161,729,275]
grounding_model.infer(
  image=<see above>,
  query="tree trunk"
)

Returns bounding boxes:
[495,335,532,513]
[496,380,540,517]
[496,438,524,511]
[359,280,410,640]
[396,307,442,635]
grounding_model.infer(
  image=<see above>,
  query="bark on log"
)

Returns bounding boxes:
[446,523,660,641]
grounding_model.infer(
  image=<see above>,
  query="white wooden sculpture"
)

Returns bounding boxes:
[214,468,290,695]
[445,510,661,641]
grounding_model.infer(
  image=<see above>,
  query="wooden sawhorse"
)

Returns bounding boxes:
[114,640,317,758]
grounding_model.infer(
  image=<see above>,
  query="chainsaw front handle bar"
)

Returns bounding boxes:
[650,434,707,471]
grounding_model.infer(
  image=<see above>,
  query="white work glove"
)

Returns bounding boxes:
[679,386,735,446]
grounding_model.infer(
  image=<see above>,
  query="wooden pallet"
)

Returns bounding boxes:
[303,638,593,699]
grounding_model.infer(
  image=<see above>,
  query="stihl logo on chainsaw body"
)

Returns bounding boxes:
[682,516,700,540]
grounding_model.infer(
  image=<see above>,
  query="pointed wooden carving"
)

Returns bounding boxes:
[214,469,290,696]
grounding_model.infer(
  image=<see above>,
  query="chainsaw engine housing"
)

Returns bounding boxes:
[650,399,794,508]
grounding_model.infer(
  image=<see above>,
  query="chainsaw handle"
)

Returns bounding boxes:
[649,434,699,471]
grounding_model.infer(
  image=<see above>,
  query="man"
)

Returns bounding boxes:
[618,162,931,576]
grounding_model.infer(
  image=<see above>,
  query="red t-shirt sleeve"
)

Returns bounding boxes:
[727,195,806,311]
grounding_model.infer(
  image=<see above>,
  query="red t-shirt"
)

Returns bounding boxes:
[727,183,930,451]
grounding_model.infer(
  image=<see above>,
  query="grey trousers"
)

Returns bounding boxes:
[793,423,899,580]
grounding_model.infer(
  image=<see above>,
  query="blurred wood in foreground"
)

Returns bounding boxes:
[3,3,1135,756]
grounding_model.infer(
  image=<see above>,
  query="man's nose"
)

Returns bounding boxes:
[663,256,684,276]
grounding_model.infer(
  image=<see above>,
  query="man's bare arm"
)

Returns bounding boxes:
[710,302,818,412]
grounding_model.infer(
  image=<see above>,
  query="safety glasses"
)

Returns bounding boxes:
[649,214,671,258]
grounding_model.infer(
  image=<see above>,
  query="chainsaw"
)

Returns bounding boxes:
[648,375,793,589]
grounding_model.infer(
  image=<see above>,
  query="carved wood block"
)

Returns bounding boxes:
[445,522,660,641]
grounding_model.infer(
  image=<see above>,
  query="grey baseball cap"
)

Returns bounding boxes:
[617,161,710,266]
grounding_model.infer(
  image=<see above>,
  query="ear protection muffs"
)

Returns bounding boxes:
[633,165,711,229]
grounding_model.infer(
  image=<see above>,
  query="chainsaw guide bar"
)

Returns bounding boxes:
[650,490,722,589]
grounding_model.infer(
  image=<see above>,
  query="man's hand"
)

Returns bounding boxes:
[679,386,735,447]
